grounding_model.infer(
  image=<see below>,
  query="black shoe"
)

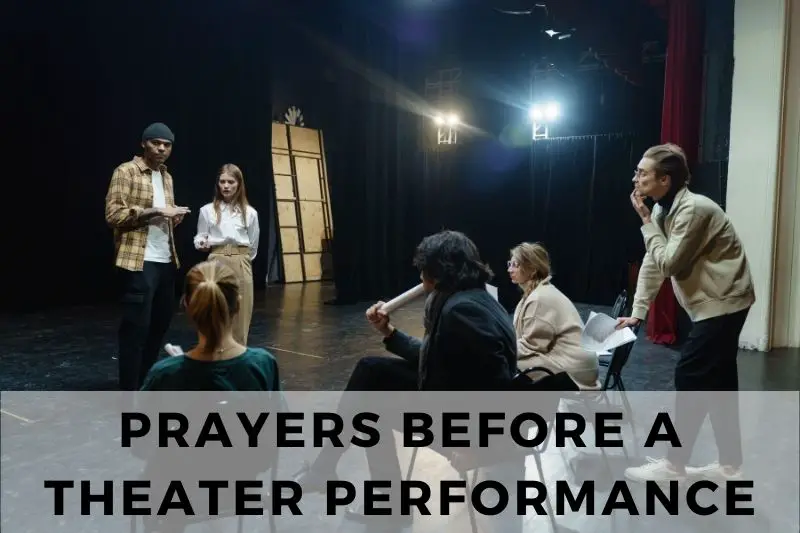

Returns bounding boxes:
[292,461,338,494]
[344,503,414,527]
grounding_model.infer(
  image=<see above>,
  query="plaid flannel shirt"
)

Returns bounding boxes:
[105,156,180,271]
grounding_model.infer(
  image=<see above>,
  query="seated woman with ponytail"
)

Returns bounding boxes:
[140,260,281,391]
[508,242,601,390]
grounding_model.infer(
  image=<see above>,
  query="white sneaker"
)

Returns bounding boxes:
[685,462,743,482]
[624,456,686,483]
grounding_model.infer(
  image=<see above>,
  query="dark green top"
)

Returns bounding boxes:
[140,347,282,391]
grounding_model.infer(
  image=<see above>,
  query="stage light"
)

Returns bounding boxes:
[544,102,559,121]
[529,101,560,141]
[432,111,459,145]
[529,102,559,122]
[529,106,543,121]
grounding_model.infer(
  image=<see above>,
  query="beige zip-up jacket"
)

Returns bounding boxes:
[513,277,601,390]
[631,186,755,323]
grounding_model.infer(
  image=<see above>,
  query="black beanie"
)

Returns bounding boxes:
[142,122,175,143]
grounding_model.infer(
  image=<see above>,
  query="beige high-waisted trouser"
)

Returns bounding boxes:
[209,244,253,345]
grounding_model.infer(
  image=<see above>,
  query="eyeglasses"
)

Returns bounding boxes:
[507,260,519,268]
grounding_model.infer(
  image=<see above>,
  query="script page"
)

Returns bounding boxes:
[581,312,636,353]
[485,283,499,301]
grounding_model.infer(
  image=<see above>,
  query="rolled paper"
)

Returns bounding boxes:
[379,283,426,314]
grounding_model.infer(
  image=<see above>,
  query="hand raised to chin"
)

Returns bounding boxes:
[630,191,651,224]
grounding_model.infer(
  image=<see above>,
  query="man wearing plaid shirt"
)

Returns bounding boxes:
[105,122,190,390]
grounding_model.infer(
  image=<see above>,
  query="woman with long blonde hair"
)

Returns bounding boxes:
[140,260,280,391]
[194,164,259,345]
[508,242,600,389]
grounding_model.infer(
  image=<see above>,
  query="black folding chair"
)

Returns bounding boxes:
[600,328,640,454]
[610,290,628,320]
[602,325,638,392]
[404,366,567,533]
[560,324,642,475]
[600,290,629,368]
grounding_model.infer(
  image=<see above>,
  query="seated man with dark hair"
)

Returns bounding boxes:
[293,230,518,523]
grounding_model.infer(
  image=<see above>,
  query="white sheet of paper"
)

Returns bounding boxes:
[164,343,184,357]
[485,283,498,301]
[581,311,637,353]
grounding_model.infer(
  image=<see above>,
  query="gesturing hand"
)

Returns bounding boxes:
[365,301,393,337]
[630,191,651,224]
[161,206,191,219]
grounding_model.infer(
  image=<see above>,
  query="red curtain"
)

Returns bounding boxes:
[646,0,704,345]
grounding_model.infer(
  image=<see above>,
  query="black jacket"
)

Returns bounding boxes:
[383,288,517,390]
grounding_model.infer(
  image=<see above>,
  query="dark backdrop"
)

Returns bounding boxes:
[272,1,437,303]
[4,0,666,314]
[420,134,653,310]
[271,0,663,310]
[2,0,276,312]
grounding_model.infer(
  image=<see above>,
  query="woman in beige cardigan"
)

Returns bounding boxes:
[508,242,601,390]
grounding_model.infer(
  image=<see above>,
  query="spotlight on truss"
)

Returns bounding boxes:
[528,101,560,140]
[433,112,460,145]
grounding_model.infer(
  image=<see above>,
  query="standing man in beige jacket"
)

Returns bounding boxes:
[617,143,755,483]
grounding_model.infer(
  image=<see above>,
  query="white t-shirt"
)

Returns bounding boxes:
[143,170,172,263]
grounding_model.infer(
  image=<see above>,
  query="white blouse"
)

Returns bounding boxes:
[194,202,260,260]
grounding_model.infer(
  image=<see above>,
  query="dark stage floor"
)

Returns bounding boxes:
[1,282,798,392]
[2,283,798,533]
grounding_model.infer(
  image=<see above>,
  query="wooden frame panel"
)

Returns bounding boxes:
[271,122,335,283]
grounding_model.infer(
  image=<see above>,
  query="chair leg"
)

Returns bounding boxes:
[598,444,614,482]
[558,442,577,478]
[405,447,419,480]
[619,433,632,464]
[532,452,558,533]
[270,455,280,533]
[465,469,480,533]
[591,391,631,479]
[619,383,640,461]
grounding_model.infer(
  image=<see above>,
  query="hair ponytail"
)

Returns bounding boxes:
[183,261,241,352]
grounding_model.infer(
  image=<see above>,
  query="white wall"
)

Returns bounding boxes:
[772,0,800,348]
[726,0,789,350]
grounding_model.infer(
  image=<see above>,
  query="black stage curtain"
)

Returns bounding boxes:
[2,0,276,312]
[269,2,657,309]
[326,114,652,308]
[691,161,728,210]
[272,1,432,304]
[325,27,428,303]
[435,134,651,310]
